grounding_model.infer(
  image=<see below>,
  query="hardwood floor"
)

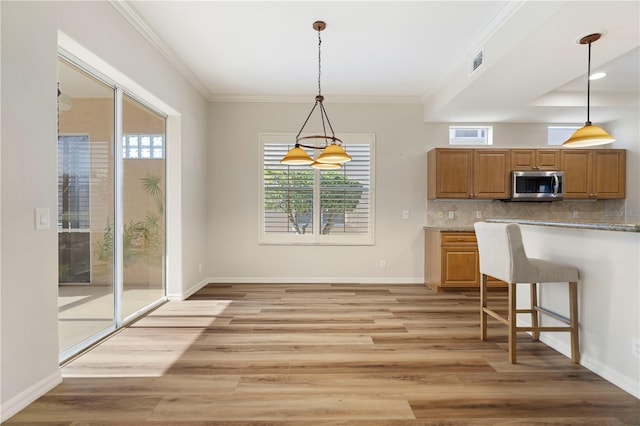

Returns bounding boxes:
[6,284,639,425]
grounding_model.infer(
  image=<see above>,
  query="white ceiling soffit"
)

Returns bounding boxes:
[423,1,640,123]
[113,1,639,124]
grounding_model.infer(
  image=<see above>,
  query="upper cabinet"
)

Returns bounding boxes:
[511,149,560,171]
[428,148,626,200]
[427,149,510,199]
[561,149,626,199]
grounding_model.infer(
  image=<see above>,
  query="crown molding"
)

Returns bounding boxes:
[110,0,214,101]
[210,94,423,104]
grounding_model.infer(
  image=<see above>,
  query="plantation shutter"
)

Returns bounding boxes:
[263,143,314,234]
[319,143,371,235]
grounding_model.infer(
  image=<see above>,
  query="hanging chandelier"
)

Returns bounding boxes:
[563,33,615,147]
[280,21,351,169]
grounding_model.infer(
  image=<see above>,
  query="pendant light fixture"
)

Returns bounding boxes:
[280,21,351,168]
[563,33,615,147]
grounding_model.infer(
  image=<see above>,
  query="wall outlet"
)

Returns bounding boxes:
[448,211,454,219]
[633,338,640,359]
[476,211,482,219]
[437,211,444,219]
[402,210,410,220]
[573,211,579,219]
[379,260,386,269]
[198,263,203,273]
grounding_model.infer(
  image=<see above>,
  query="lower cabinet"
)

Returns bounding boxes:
[424,229,506,291]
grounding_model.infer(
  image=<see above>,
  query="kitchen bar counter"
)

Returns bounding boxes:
[486,218,640,232]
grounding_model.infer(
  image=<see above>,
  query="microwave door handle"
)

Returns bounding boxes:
[553,174,559,195]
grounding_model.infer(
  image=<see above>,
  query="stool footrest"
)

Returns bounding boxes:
[517,326,573,333]
[535,306,571,325]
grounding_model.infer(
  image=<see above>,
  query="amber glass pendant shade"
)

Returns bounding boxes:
[280,146,313,165]
[563,123,616,147]
[316,144,352,164]
[310,161,341,170]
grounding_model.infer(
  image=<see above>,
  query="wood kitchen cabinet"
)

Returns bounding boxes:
[561,149,626,199]
[424,229,506,291]
[427,148,510,199]
[511,149,561,171]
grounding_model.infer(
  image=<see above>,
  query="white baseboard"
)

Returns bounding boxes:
[518,317,639,399]
[1,370,62,422]
[204,277,424,284]
[540,333,640,399]
[166,277,211,301]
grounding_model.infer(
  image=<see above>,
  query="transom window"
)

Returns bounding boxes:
[123,134,165,159]
[449,125,493,145]
[260,133,375,245]
[547,126,580,146]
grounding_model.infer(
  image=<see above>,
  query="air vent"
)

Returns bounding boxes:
[471,49,484,74]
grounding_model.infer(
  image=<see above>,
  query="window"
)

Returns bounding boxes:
[123,134,165,159]
[548,126,579,146]
[58,135,91,230]
[449,125,493,145]
[260,133,375,245]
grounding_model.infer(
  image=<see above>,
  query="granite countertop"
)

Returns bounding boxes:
[486,218,640,233]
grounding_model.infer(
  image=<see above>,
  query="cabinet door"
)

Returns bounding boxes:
[561,150,592,199]
[474,150,510,199]
[593,150,626,199]
[535,150,561,170]
[511,149,536,171]
[442,247,479,287]
[431,149,473,199]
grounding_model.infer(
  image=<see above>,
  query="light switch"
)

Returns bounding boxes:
[35,208,50,230]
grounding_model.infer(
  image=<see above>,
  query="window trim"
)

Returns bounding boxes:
[259,132,375,246]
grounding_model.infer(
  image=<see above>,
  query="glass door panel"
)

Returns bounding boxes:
[57,58,116,359]
[121,94,166,320]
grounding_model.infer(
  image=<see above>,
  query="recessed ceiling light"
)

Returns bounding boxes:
[589,72,607,80]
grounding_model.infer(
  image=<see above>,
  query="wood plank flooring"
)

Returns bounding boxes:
[6,283,639,425]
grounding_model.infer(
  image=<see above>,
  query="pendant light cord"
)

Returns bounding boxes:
[586,41,592,125]
[294,21,340,146]
[317,28,322,97]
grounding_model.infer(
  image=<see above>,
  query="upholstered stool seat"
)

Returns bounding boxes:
[474,221,580,364]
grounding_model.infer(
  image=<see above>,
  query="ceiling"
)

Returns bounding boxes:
[113,1,639,124]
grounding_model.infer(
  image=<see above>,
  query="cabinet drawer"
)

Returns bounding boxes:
[442,233,477,244]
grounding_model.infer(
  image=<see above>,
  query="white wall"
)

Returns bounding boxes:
[207,103,640,283]
[1,1,209,419]
[208,102,429,282]
[610,113,640,215]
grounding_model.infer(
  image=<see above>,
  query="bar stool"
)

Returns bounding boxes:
[473,221,580,364]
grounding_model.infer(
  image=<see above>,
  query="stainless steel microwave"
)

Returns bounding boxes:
[511,171,564,201]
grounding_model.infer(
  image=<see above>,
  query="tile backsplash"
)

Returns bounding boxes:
[426,199,627,227]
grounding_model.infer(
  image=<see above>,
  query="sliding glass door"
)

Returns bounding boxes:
[57,57,167,362]
[121,94,166,321]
